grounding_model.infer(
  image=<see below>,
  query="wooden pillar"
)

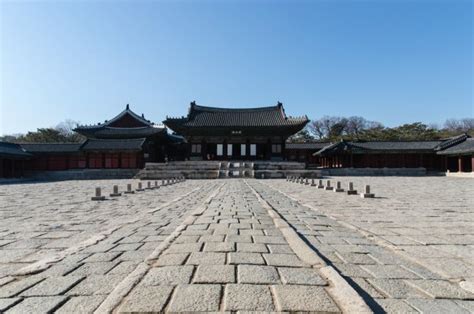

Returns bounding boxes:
[0,158,3,178]
[11,159,15,178]
[471,155,474,173]
[202,140,207,160]
[223,139,228,160]
[266,139,272,160]
[350,153,354,168]
[458,156,463,172]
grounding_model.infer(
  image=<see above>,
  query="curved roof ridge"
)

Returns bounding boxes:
[75,104,155,129]
[192,103,281,113]
[350,139,443,143]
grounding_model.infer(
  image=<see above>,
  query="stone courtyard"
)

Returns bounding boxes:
[0,177,472,313]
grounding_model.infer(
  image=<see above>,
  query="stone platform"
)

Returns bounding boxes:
[0,177,472,313]
[137,161,322,179]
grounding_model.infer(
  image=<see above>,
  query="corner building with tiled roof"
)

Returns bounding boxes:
[164,101,309,160]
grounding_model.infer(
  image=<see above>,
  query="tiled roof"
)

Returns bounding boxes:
[285,142,329,150]
[314,140,444,156]
[350,141,442,151]
[0,142,32,158]
[20,143,83,153]
[164,102,309,128]
[81,138,146,151]
[313,142,344,155]
[76,104,154,129]
[437,138,474,155]
[76,126,165,139]
[74,105,164,139]
[434,133,469,151]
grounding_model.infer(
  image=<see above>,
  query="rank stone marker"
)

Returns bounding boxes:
[155,181,159,189]
[110,185,122,197]
[361,185,375,198]
[146,181,154,190]
[347,182,357,195]
[334,181,344,192]
[300,177,304,184]
[91,187,106,201]
[325,180,334,191]
[162,179,165,186]
[305,178,310,185]
[317,179,324,189]
[136,182,145,192]
[124,183,135,194]
[311,178,316,186]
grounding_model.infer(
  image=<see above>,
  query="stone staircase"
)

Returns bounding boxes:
[137,161,322,179]
[218,162,254,178]
[136,161,221,179]
[253,161,322,179]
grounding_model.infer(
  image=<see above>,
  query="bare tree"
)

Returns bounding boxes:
[307,119,325,139]
[56,119,80,136]
[443,118,474,133]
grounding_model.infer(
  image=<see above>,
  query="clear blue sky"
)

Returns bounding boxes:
[1,0,472,135]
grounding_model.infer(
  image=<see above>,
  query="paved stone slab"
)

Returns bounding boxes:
[66,275,124,296]
[228,252,265,265]
[194,265,235,283]
[224,284,275,311]
[361,264,422,279]
[407,280,474,299]
[238,265,280,284]
[253,235,287,244]
[203,242,235,252]
[0,277,43,298]
[118,286,173,312]
[375,298,419,313]
[7,296,67,313]
[278,267,327,285]
[167,284,221,312]
[0,298,21,312]
[186,252,226,265]
[55,295,106,313]
[21,276,84,296]
[407,298,470,313]
[141,266,194,285]
[236,243,268,253]
[367,278,428,299]
[263,253,306,267]
[154,253,189,266]
[273,285,341,312]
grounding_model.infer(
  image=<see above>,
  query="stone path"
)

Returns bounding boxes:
[0,177,472,313]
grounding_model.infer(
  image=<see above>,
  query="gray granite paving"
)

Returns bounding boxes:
[0,177,471,312]
[259,177,473,313]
